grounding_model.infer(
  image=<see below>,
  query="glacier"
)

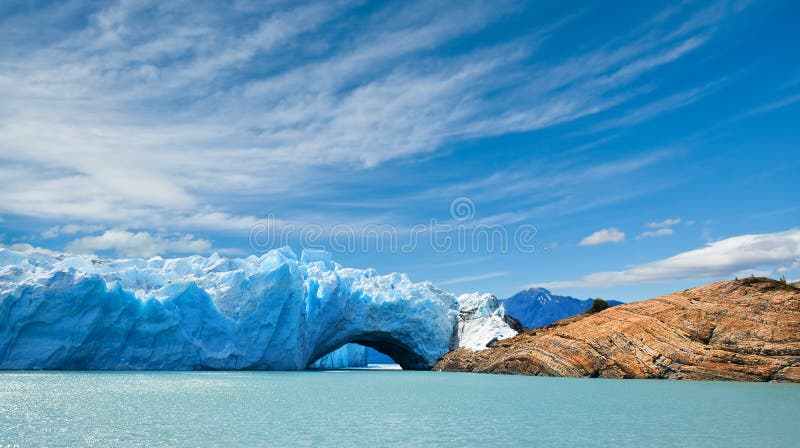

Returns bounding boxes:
[0,247,516,370]
[310,343,367,369]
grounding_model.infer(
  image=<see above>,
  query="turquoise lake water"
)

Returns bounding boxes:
[1,370,798,447]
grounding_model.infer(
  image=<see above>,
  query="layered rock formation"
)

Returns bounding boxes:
[435,278,800,382]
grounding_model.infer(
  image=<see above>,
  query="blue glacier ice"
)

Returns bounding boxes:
[311,343,367,369]
[0,247,515,370]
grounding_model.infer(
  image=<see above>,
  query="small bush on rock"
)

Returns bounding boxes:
[590,299,610,313]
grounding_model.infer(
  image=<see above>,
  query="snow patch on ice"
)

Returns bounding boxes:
[455,293,518,350]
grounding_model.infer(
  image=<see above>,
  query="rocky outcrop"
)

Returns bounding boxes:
[435,278,800,382]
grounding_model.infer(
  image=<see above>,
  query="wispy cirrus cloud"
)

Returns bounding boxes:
[585,85,715,134]
[418,149,681,227]
[437,271,509,286]
[0,0,743,235]
[733,93,800,120]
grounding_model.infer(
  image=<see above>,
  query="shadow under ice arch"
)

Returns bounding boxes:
[308,331,431,370]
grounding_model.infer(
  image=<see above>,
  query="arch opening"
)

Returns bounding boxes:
[365,346,396,365]
[307,331,432,371]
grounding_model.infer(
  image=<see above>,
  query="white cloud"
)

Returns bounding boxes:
[540,228,800,288]
[66,230,213,258]
[637,227,674,240]
[637,217,683,240]
[579,228,626,246]
[42,224,107,239]
[647,218,682,228]
[0,242,63,257]
[0,1,738,231]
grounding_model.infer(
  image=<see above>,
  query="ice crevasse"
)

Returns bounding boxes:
[0,247,517,370]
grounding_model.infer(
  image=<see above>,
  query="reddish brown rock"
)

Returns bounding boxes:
[434,278,800,382]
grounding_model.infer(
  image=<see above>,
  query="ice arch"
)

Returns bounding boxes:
[0,248,513,370]
[309,332,434,370]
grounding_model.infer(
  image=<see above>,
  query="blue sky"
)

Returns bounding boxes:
[1,0,798,301]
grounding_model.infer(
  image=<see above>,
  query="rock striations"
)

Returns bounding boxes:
[435,278,800,382]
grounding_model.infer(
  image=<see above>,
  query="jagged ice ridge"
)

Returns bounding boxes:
[0,247,515,370]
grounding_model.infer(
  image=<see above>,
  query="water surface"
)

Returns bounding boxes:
[1,371,798,447]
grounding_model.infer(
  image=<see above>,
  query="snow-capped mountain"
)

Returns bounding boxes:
[501,287,623,329]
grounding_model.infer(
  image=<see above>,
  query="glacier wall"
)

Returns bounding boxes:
[0,247,515,370]
[310,343,367,369]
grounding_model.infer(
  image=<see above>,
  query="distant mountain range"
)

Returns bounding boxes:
[501,287,623,329]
